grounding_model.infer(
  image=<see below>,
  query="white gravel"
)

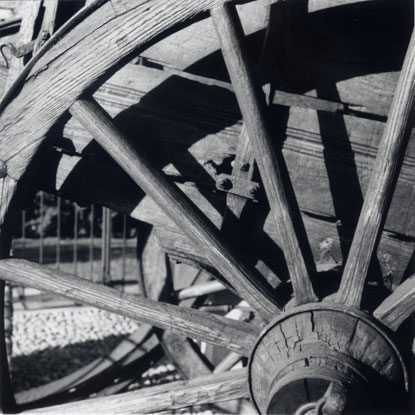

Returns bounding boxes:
[12,307,140,357]
[10,306,217,414]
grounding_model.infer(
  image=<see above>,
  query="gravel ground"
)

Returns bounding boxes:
[10,306,218,414]
[11,307,141,392]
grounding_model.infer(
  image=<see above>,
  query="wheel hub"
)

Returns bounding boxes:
[248,303,408,414]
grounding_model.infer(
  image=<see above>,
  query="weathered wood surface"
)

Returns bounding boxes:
[69,98,280,320]
[0,0,270,228]
[149,214,415,294]
[0,2,45,411]
[248,304,408,414]
[0,0,413,248]
[31,369,248,414]
[50,59,415,238]
[0,259,259,355]
[0,0,412,289]
[212,3,317,305]
[337,30,415,307]
[138,232,246,414]
[374,274,415,331]
[41,149,414,289]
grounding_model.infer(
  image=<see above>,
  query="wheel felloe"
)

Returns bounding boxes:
[248,303,408,414]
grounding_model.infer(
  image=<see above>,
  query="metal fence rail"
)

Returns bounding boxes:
[11,191,141,309]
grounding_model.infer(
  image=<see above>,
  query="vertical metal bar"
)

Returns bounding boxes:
[39,192,44,264]
[4,283,12,361]
[90,204,95,281]
[73,203,78,276]
[56,196,61,270]
[121,214,127,292]
[21,210,26,258]
[19,210,27,302]
[101,207,112,284]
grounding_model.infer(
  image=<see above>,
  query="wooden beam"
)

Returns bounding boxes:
[30,369,248,414]
[373,274,415,331]
[0,259,259,356]
[336,30,415,307]
[69,98,280,320]
[0,0,260,260]
[211,3,317,305]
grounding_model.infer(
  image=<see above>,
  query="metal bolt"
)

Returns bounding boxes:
[240,162,250,172]
[248,185,258,198]
[0,160,7,178]
[217,177,233,191]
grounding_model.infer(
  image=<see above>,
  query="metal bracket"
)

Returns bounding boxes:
[1,31,50,67]
[215,173,260,200]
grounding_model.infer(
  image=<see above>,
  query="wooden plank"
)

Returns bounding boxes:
[30,369,248,414]
[0,1,42,407]
[0,258,259,356]
[39,148,414,288]
[53,61,415,237]
[211,3,317,305]
[336,30,415,307]
[149,211,415,290]
[0,0,258,243]
[373,274,415,331]
[69,98,280,320]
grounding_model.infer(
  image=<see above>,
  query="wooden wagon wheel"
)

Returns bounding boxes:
[0,0,413,413]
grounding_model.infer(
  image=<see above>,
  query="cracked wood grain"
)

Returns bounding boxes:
[31,369,248,414]
[0,0,253,239]
[211,3,317,305]
[374,274,415,331]
[0,258,259,356]
[70,97,280,320]
[337,29,415,307]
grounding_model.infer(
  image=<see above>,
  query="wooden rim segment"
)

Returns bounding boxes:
[0,1,413,413]
[29,368,248,414]
[0,0,252,222]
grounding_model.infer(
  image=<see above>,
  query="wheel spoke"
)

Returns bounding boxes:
[176,280,226,300]
[211,4,317,305]
[213,351,242,374]
[29,369,248,414]
[336,30,415,307]
[69,98,280,321]
[373,274,415,331]
[0,259,258,356]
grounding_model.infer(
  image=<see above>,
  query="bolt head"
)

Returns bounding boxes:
[217,177,233,191]
[240,162,250,172]
[248,185,258,197]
